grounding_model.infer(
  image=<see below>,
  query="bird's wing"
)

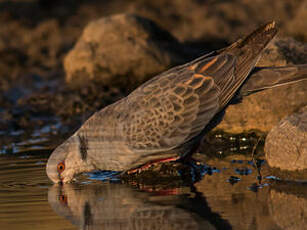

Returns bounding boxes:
[119,53,235,154]
[120,22,278,156]
[215,21,277,106]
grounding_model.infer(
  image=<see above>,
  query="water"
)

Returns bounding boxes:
[0,134,306,230]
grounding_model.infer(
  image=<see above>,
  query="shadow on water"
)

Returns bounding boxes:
[0,132,307,230]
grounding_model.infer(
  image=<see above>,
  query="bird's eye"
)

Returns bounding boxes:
[59,195,68,205]
[57,162,65,173]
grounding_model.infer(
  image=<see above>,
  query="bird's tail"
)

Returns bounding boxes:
[218,21,278,107]
[239,64,307,96]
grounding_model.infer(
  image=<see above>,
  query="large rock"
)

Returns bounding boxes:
[64,14,184,88]
[215,38,307,133]
[264,106,307,171]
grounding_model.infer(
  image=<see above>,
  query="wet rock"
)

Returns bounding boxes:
[264,106,307,172]
[64,14,184,88]
[215,38,307,133]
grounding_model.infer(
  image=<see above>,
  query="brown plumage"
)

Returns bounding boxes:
[47,22,278,183]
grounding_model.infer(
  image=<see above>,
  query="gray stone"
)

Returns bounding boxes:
[265,106,307,171]
[64,14,184,88]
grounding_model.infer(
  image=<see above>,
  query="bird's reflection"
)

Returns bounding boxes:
[49,157,307,230]
[48,183,232,230]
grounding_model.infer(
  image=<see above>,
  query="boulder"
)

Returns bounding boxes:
[264,106,307,171]
[64,14,184,88]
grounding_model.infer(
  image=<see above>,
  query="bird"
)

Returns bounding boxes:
[47,21,299,183]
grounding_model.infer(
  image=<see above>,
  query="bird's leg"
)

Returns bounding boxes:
[126,156,180,174]
[180,153,198,164]
[179,140,202,164]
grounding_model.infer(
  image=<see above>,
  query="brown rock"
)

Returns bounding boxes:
[264,106,307,171]
[215,38,307,133]
[64,14,184,88]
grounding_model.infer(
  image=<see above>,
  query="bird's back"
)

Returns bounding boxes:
[78,22,278,170]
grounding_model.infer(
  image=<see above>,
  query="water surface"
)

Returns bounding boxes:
[0,134,306,230]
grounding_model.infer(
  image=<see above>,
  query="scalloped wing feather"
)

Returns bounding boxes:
[120,53,236,154]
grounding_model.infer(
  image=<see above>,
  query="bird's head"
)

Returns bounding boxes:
[46,136,85,184]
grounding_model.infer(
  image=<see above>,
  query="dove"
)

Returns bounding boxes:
[46,21,305,183]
